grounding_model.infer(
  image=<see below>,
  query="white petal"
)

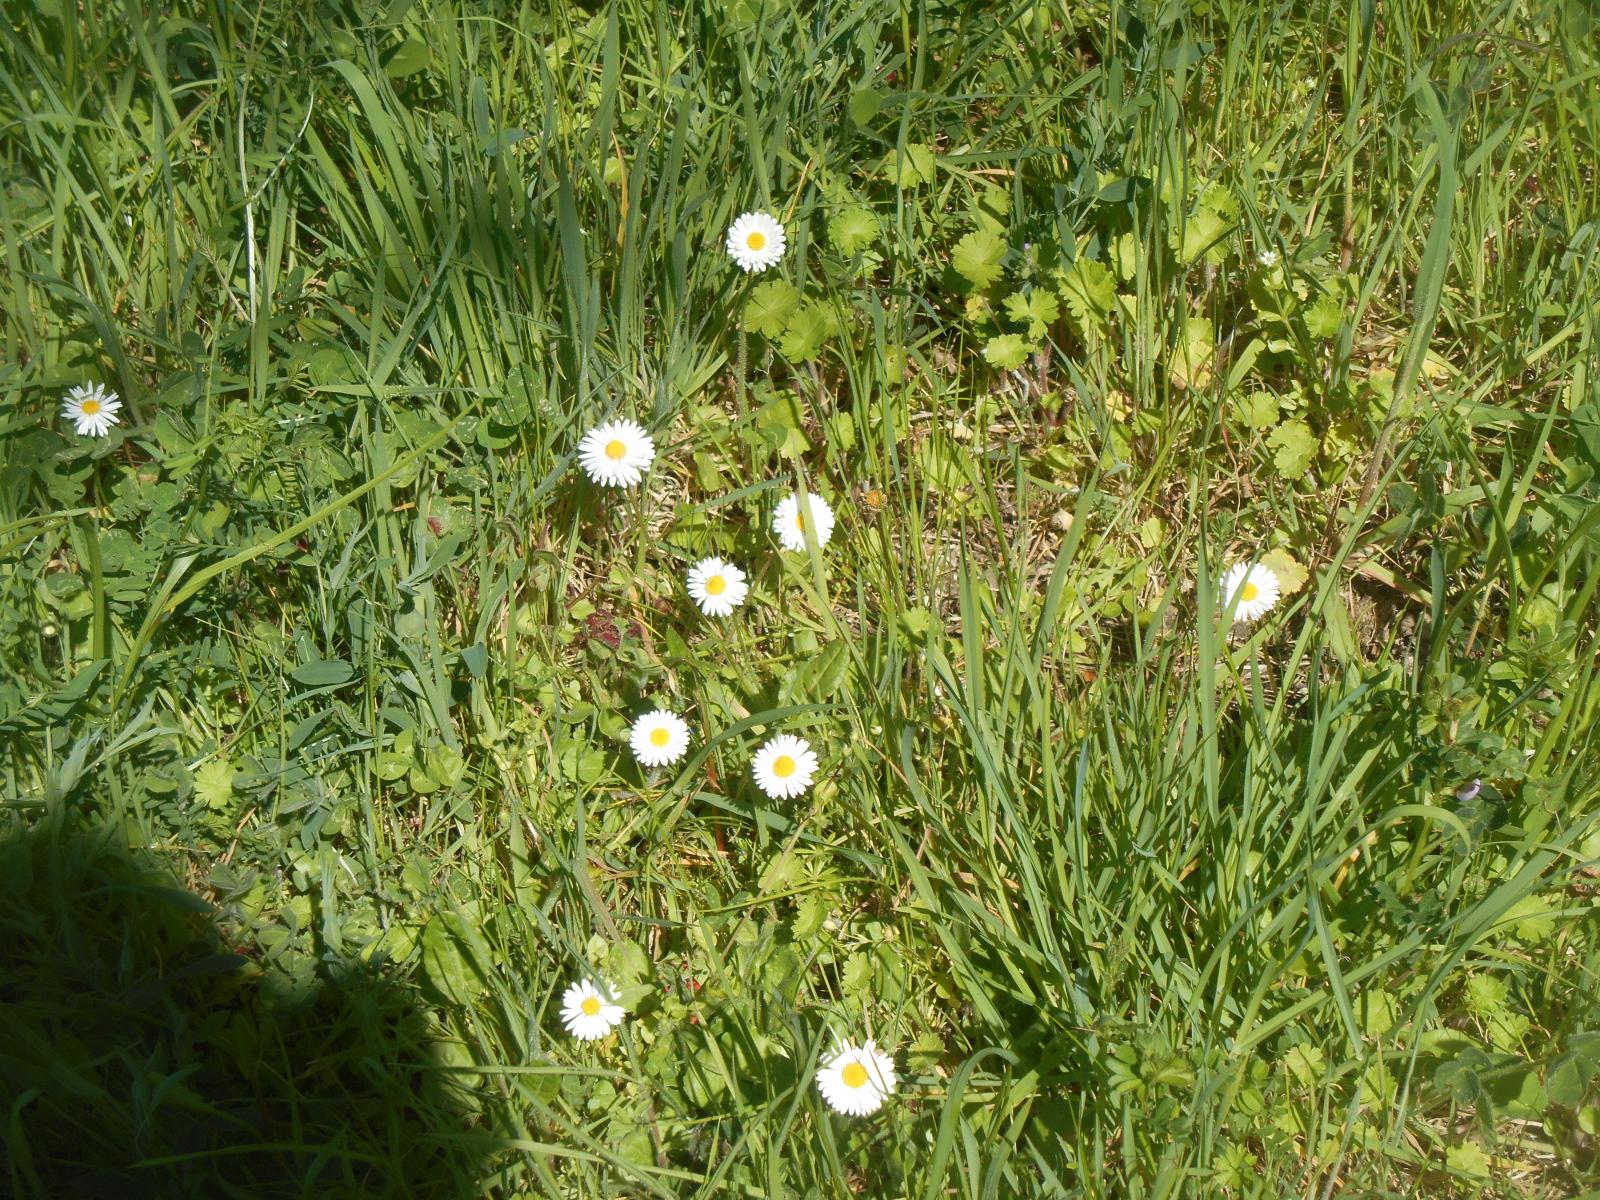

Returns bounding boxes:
[726,211,787,272]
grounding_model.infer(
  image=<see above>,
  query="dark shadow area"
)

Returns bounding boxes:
[0,813,496,1199]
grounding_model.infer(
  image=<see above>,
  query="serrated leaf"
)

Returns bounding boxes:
[842,950,873,995]
[194,759,236,811]
[1169,316,1215,390]
[755,393,812,458]
[1268,419,1319,479]
[759,850,801,893]
[1303,293,1344,338]
[778,300,838,361]
[1002,288,1061,339]
[1197,183,1241,220]
[898,606,933,641]
[1445,1143,1491,1178]
[1283,1044,1326,1086]
[951,229,1007,290]
[1358,987,1399,1038]
[1465,974,1510,1019]
[1236,390,1280,431]
[1174,206,1232,265]
[883,142,936,187]
[1058,258,1116,325]
[744,279,800,337]
[792,894,828,939]
[1259,548,1308,596]
[829,206,878,256]
[983,334,1031,371]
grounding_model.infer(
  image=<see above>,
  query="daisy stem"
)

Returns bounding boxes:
[734,325,748,419]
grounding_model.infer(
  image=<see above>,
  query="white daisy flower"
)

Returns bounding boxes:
[751,733,818,800]
[60,383,123,437]
[816,1039,896,1116]
[726,211,786,273]
[560,978,625,1041]
[629,708,690,767]
[773,491,836,552]
[1257,249,1279,268]
[1220,561,1281,624]
[686,557,749,617]
[577,420,655,488]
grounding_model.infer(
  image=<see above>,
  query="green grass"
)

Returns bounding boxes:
[3,1,1600,1196]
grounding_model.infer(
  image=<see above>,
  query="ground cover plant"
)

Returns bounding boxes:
[3,0,1600,1195]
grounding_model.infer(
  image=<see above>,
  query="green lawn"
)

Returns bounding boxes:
[3,1,1599,1196]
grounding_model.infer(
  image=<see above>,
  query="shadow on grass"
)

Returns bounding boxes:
[0,814,495,1199]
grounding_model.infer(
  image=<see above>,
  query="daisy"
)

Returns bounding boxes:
[577,420,654,488]
[773,491,836,552]
[816,1039,896,1116]
[60,383,123,437]
[1220,561,1281,624]
[629,708,690,768]
[751,733,818,800]
[726,211,786,273]
[560,978,625,1041]
[686,557,749,617]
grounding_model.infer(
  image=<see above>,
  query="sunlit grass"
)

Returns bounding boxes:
[3,1,1598,1196]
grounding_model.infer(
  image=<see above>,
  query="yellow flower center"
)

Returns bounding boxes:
[605,439,627,460]
[81,400,101,415]
[841,1062,869,1088]
[771,755,795,778]
[581,997,601,1016]
[706,575,726,595]
[794,513,805,531]
[746,230,766,250]
[1240,583,1259,602]
[650,727,670,747]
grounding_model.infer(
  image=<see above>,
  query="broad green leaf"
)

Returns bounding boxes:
[744,279,800,337]
[1175,206,1232,265]
[375,751,411,781]
[756,393,812,457]
[883,142,936,186]
[792,894,828,939]
[1111,232,1139,280]
[1303,293,1344,338]
[1197,183,1241,220]
[829,205,879,256]
[1169,316,1215,389]
[421,915,481,1007]
[382,39,430,78]
[1058,258,1116,324]
[292,658,354,687]
[983,334,1031,371]
[1268,419,1318,479]
[778,300,838,361]
[951,229,1007,290]
[194,759,236,811]
[1282,1043,1326,1086]
[1236,390,1280,431]
[1260,547,1308,595]
[1003,288,1061,339]
[970,186,1011,233]
[848,86,883,126]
